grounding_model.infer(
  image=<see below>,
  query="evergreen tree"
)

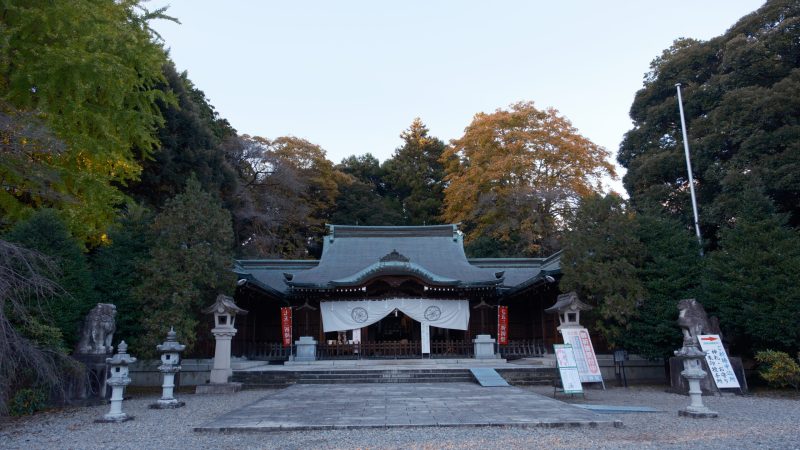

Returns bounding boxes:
[620,210,703,358]
[559,194,645,345]
[383,119,446,225]
[89,205,153,351]
[703,188,800,355]
[126,63,238,209]
[333,154,403,226]
[5,210,96,348]
[132,177,235,356]
[619,0,800,237]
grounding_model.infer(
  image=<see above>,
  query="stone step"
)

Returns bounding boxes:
[231,366,558,387]
[298,377,475,384]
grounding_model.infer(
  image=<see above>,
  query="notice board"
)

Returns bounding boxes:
[554,344,583,394]
[560,328,603,383]
[698,334,741,389]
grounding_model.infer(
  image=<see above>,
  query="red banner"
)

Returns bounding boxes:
[498,305,509,345]
[281,307,292,347]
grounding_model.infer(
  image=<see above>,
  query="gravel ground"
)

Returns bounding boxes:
[1,385,798,450]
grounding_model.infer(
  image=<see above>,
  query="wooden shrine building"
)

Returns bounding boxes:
[232,224,563,360]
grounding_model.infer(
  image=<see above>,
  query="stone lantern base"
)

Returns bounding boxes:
[95,414,134,423]
[678,409,719,419]
[149,399,186,409]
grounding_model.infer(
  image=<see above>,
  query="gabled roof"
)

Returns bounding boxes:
[544,291,593,313]
[235,224,561,299]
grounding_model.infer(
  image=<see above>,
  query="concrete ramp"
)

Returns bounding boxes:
[469,368,510,387]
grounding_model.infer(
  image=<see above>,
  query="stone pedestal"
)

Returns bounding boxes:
[209,328,235,384]
[675,349,718,418]
[72,353,111,401]
[150,367,185,409]
[295,336,317,362]
[96,341,135,423]
[473,334,497,359]
[150,328,187,409]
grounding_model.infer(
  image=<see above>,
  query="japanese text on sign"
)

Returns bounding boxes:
[497,306,509,345]
[698,335,740,389]
[560,328,603,383]
[280,307,292,347]
[554,344,583,394]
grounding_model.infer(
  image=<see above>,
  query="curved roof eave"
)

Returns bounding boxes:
[287,260,502,289]
[235,269,287,299]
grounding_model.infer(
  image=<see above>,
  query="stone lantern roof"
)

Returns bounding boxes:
[156,327,186,353]
[544,291,593,314]
[202,294,248,316]
[105,341,136,365]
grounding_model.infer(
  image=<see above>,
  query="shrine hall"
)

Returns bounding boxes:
[231,224,563,360]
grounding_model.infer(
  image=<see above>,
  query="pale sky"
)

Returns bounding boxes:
[152,1,766,194]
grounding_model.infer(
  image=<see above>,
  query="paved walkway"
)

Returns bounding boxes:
[194,383,621,431]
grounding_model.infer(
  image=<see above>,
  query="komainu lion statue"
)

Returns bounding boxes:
[75,303,117,355]
[676,298,720,349]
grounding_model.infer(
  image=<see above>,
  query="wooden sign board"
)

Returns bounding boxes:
[554,344,583,394]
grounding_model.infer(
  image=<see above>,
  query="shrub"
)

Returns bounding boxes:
[9,388,47,417]
[755,350,800,391]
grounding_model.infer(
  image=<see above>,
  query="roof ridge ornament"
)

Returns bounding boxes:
[379,249,410,263]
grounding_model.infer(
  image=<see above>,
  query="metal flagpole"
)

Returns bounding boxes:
[675,83,704,256]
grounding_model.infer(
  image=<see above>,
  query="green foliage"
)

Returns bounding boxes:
[619,0,800,237]
[702,188,800,354]
[620,211,703,359]
[89,204,153,351]
[8,387,47,417]
[755,350,800,391]
[5,210,95,348]
[132,177,235,356]
[560,193,645,345]
[382,119,446,225]
[127,62,237,209]
[331,179,404,226]
[0,0,172,244]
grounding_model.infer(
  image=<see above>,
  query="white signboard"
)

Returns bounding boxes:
[554,344,583,394]
[560,328,603,383]
[698,334,740,389]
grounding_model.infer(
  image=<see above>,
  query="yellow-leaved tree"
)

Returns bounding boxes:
[442,101,615,256]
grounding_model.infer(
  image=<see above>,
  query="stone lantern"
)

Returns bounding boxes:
[97,341,136,423]
[545,291,593,330]
[197,294,247,394]
[674,299,718,418]
[150,327,186,409]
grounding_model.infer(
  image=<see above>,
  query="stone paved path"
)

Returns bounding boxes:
[194,383,621,431]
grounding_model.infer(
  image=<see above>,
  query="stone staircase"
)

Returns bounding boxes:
[231,366,556,389]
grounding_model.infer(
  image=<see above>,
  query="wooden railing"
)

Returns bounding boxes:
[429,340,473,358]
[498,339,547,358]
[317,341,423,360]
[240,342,293,361]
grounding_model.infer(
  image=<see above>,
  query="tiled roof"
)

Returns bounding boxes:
[235,224,561,298]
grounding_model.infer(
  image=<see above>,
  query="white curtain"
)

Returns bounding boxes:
[320,298,469,332]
